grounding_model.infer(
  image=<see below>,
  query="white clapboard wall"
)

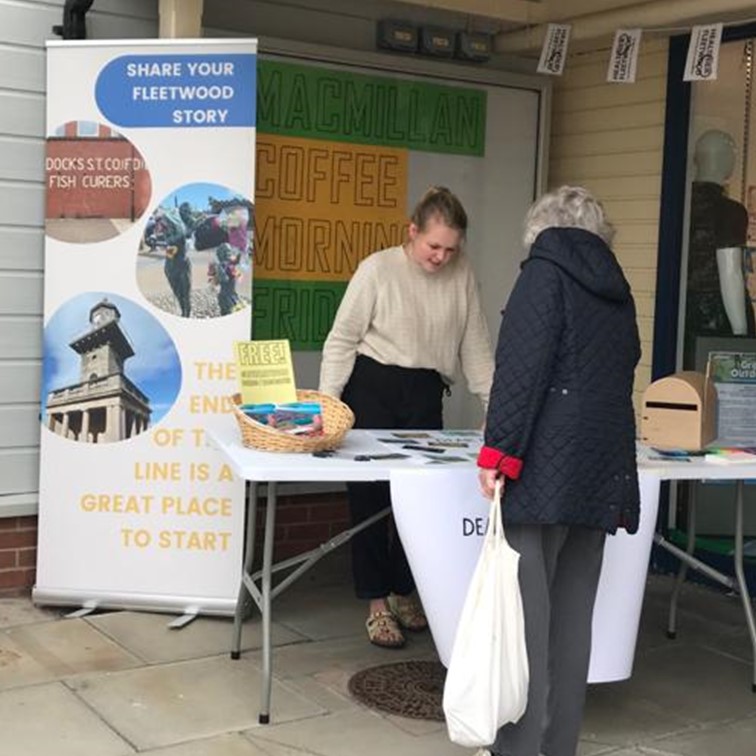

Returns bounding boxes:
[0,0,158,517]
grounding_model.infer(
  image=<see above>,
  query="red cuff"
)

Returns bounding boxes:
[477,445,523,480]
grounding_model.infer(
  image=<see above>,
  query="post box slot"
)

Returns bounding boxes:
[645,401,698,411]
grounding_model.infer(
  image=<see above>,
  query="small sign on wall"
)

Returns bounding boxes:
[684,24,723,81]
[607,28,642,83]
[537,24,571,76]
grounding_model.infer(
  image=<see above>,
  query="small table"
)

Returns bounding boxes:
[208,426,434,723]
[639,450,756,691]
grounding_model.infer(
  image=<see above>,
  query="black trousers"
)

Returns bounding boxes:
[341,355,445,599]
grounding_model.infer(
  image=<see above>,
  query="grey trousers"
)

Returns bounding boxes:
[492,523,606,756]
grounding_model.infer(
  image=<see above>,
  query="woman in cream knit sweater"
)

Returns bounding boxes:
[319,186,493,648]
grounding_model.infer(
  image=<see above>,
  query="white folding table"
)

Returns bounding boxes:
[639,451,756,691]
[208,426,432,723]
[209,426,695,723]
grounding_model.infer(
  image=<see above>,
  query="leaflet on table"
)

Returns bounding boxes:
[368,430,482,463]
[239,401,323,436]
[703,447,756,464]
[640,443,756,466]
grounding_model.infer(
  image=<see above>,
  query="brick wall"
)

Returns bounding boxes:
[0,492,351,593]
[254,491,350,563]
[0,516,38,594]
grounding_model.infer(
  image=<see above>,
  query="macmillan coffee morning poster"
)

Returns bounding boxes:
[253,59,487,350]
[35,39,257,615]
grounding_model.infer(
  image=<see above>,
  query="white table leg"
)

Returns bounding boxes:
[259,481,277,724]
[667,483,696,639]
[228,483,391,723]
[655,478,756,692]
[232,481,258,659]
[732,481,756,693]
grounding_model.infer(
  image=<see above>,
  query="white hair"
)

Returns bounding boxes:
[522,185,615,251]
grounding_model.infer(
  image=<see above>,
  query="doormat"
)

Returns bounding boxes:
[347,660,446,721]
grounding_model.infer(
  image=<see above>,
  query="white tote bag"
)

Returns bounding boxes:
[442,480,529,747]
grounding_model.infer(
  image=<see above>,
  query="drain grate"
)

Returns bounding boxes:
[347,660,446,721]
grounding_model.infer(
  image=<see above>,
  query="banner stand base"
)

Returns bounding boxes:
[66,601,98,618]
[32,586,237,620]
[168,608,200,629]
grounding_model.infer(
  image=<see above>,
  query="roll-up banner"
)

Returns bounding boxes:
[34,39,257,616]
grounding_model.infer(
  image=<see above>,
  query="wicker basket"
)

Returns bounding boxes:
[231,390,355,453]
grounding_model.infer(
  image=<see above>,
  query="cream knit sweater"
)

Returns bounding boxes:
[319,245,494,410]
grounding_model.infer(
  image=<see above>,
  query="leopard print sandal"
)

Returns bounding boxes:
[365,609,406,648]
[387,593,428,632]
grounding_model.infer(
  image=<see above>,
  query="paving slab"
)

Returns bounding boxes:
[246,631,438,681]
[67,654,325,751]
[0,617,141,691]
[582,641,754,749]
[140,732,271,755]
[647,716,756,756]
[274,581,370,642]
[88,609,305,664]
[0,597,63,629]
[246,707,469,756]
[0,682,134,756]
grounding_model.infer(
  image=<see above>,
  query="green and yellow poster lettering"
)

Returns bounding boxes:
[253,60,488,350]
[255,134,408,283]
[257,60,486,155]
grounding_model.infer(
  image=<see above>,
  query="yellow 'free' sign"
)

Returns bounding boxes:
[234,339,298,404]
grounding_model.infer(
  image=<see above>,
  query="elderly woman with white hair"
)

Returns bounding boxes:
[477,185,641,756]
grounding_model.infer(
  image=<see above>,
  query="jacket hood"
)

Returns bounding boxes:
[524,226,632,303]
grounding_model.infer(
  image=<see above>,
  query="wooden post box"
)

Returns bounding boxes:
[640,371,716,451]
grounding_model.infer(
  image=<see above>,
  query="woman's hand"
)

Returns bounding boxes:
[478,467,502,499]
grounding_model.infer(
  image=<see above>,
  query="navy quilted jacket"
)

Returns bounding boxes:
[481,227,641,534]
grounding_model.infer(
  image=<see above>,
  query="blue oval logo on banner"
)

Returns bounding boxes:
[95,54,256,128]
